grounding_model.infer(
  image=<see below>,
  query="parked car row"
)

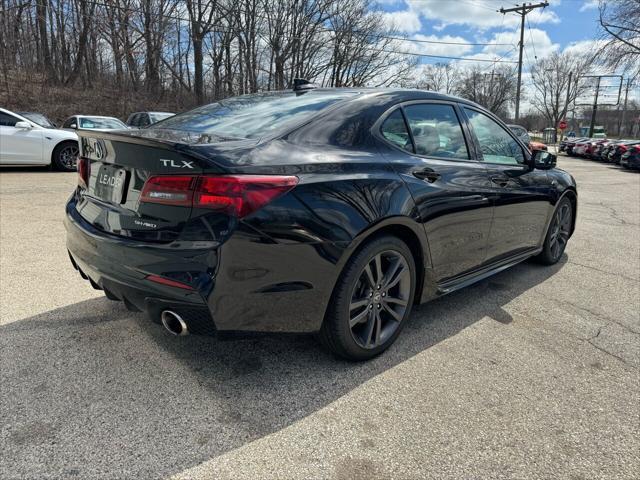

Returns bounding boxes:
[0,108,175,171]
[559,136,640,169]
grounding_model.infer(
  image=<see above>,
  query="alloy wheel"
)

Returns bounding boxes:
[59,144,79,170]
[348,250,411,349]
[549,202,571,260]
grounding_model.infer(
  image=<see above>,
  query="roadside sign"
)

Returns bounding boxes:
[558,121,568,130]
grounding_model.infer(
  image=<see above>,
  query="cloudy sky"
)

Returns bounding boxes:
[370,0,630,113]
[374,0,603,64]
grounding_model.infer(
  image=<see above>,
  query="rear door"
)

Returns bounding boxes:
[377,101,494,282]
[461,106,553,263]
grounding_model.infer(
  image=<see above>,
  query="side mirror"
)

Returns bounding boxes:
[70,123,77,129]
[532,150,556,169]
[15,121,32,130]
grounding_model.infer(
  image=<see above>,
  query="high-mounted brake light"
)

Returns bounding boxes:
[140,175,299,217]
[77,157,90,188]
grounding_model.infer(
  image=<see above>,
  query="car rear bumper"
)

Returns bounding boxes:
[65,196,340,334]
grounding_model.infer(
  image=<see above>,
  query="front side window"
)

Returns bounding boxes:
[380,109,412,152]
[465,108,524,165]
[403,104,469,160]
[138,114,150,127]
[0,112,19,127]
[127,114,139,127]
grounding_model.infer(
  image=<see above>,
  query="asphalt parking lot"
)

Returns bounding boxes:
[1,157,638,479]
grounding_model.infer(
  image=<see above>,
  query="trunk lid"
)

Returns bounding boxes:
[76,131,225,242]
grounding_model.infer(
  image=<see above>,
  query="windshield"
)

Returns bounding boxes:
[80,117,127,130]
[152,91,357,139]
[19,112,55,128]
[149,113,174,123]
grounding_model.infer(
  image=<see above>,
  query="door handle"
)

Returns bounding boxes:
[490,175,509,187]
[413,169,441,183]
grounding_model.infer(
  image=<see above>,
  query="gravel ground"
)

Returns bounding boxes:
[1,157,638,479]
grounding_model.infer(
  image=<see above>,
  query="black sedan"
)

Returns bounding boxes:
[66,87,577,360]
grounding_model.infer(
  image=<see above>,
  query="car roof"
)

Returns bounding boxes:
[76,115,122,120]
[305,87,479,104]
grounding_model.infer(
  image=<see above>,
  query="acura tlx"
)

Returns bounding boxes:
[66,85,577,360]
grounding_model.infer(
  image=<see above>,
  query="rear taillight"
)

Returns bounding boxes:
[619,145,628,153]
[77,157,90,188]
[140,175,299,217]
[633,146,640,153]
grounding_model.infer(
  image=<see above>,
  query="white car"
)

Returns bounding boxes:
[0,108,79,172]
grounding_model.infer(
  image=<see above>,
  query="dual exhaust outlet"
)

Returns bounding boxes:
[160,310,189,336]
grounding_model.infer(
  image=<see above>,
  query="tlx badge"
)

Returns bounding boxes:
[160,159,194,169]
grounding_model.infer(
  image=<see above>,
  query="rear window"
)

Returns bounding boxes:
[152,91,357,139]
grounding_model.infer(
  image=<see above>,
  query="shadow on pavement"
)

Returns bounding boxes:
[1,256,566,478]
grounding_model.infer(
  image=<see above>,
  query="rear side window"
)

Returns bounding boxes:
[139,114,150,127]
[380,109,412,152]
[464,108,524,165]
[403,104,469,160]
[0,112,19,126]
[153,91,356,139]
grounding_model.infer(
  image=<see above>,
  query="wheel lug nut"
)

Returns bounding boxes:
[377,285,381,290]
[369,292,373,297]
[369,305,373,309]
[377,304,381,309]
[382,292,386,297]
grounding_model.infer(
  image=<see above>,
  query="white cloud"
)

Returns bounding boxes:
[562,39,606,57]
[381,9,422,33]
[477,28,559,61]
[405,0,560,30]
[402,34,475,57]
[579,0,599,12]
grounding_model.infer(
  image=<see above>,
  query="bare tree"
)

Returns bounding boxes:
[530,52,594,133]
[456,66,517,117]
[599,0,640,79]
[413,63,460,94]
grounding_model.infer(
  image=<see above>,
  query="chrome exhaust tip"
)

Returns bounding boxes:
[160,310,189,336]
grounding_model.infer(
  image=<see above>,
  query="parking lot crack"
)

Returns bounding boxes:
[567,260,639,283]
[553,299,640,336]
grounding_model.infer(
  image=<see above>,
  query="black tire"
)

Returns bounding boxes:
[535,197,573,265]
[52,141,79,172]
[320,235,416,361]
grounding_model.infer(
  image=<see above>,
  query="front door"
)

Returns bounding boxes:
[0,112,43,164]
[462,107,554,264]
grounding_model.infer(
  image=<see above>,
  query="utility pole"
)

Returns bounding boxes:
[588,76,601,138]
[499,2,549,121]
[619,78,631,137]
